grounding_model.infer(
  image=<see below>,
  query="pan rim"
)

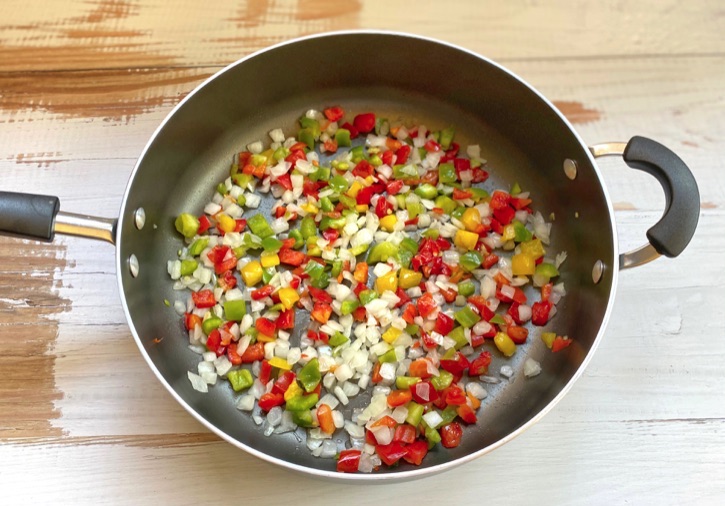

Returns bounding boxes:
[116,29,620,481]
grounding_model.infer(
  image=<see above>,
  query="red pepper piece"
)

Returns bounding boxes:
[402,440,429,466]
[440,422,463,448]
[323,106,344,122]
[258,392,285,412]
[191,289,215,309]
[353,112,376,134]
[468,351,492,376]
[531,300,553,326]
[376,442,408,466]
[278,248,306,267]
[336,449,362,473]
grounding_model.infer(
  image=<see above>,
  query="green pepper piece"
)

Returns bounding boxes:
[378,349,397,363]
[439,406,458,427]
[250,154,267,167]
[335,128,352,147]
[286,393,319,412]
[188,238,209,257]
[340,300,359,316]
[421,228,440,239]
[304,260,325,279]
[434,195,457,214]
[330,175,349,194]
[236,194,247,207]
[469,187,489,201]
[300,217,317,239]
[490,314,507,326]
[320,197,335,213]
[329,332,349,348]
[458,280,475,297]
[299,116,321,137]
[375,117,388,135]
[367,242,398,263]
[510,181,522,195]
[298,128,316,150]
[175,213,199,239]
[224,299,247,322]
[425,424,442,448]
[288,229,304,249]
[229,162,239,177]
[393,164,417,180]
[513,220,533,243]
[227,369,253,392]
[405,324,420,336]
[298,358,321,393]
[262,266,276,284]
[439,127,455,150]
[241,234,261,251]
[399,237,420,255]
[448,326,469,350]
[396,248,413,269]
[261,236,283,252]
[395,376,421,389]
[438,162,457,184]
[310,166,331,182]
[339,194,356,210]
[216,182,227,196]
[310,270,330,289]
[406,401,424,427]
[350,145,365,163]
[247,214,274,239]
[406,201,424,219]
[232,173,253,189]
[451,206,465,220]
[292,409,314,427]
[202,317,223,336]
[455,305,481,328]
[180,259,198,276]
[414,183,438,200]
[358,290,378,305]
[273,146,288,161]
[330,260,343,277]
[460,251,483,272]
[431,370,454,391]
[535,262,560,278]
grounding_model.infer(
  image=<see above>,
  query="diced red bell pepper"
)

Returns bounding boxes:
[386,179,404,195]
[452,188,473,200]
[215,255,238,275]
[341,121,359,139]
[311,302,332,324]
[453,157,471,173]
[352,306,366,322]
[416,292,438,319]
[323,139,338,153]
[403,440,429,466]
[258,392,285,412]
[251,285,274,301]
[394,287,410,308]
[472,167,489,183]
[507,325,529,344]
[276,309,295,330]
[353,112,376,134]
[456,403,478,424]
[376,442,408,467]
[393,424,417,444]
[323,106,344,122]
[483,253,499,269]
[276,173,293,191]
[552,336,573,352]
[395,144,411,164]
[493,205,516,225]
[387,389,413,407]
[197,215,211,234]
[375,196,393,218]
[206,329,223,355]
[409,358,433,379]
[272,371,296,395]
[191,289,215,309]
[411,380,439,404]
[439,352,470,377]
[337,449,362,473]
[226,342,242,365]
[241,342,265,363]
[381,149,395,166]
[531,300,553,326]
[255,317,276,338]
[468,351,492,376]
[207,245,230,265]
[278,248,306,267]
[322,228,340,242]
[308,286,333,304]
[444,385,467,406]
[440,422,463,448]
[352,159,373,178]
[184,313,202,331]
[402,303,417,325]
[434,313,455,336]
[420,329,438,350]
[424,139,441,152]
[259,359,273,385]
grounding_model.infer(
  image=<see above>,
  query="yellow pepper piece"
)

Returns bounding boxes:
[284,380,303,401]
[460,208,482,232]
[511,253,536,276]
[278,287,300,310]
[260,251,280,268]
[379,214,397,232]
[502,224,516,242]
[382,327,403,344]
[268,357,292,371]
[355,204,369,213]
[257,333,276,343]
[521,238,545,259]
[301,203,318,214]
[217,213,236,233]
[240,260,263,286]
[364,176,374,186]
[399,268,423,289]
[375,270,398,294]
[347,181,363,198]
[454,229,479,251]
[307,245,322,257]
[541,332,557,349]
[494,332,516,357]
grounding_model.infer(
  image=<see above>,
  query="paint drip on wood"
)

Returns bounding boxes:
[0,238,71,439]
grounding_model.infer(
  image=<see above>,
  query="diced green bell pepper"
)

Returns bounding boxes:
[298,358,321,393]
[224,299,247,322]
[292,409,314,427]
[262,266,276,284]
[340,300,359,316]
[447,326,468,350]
[431,370,454,391]
[513,220,533,243]
[247,214,274,239]
[358,290,378,305]
[535,262,559,278]
[320,196,334,212]
[288,229,304,249]
[439,127,455,150]
[299,116,321,137]
[329,332,349,348]
[458,280,475,297]
[434,195,457,214]
[188,238,209,257]
[460,251,483,272]
[425,424,442,448]
[414,183,438,200]
[300,216,316,240]
[286,393,319,412]
[510,181,522,195]
[406,401,424,426]
[379,349,397,363]
[298,128,316,150]
[367,242,398,264]
[490,314,507,326]
[335,128,351,147]
[261,236,283,252]
[202,317,223,336]
[455,306,481,328]
[227,369,253,391]
[175,213,199,239]
[395,376,421,389]
[399,237,419,255]
[350,145,365,163]
[438,162,457,184]
[180,259,198,276]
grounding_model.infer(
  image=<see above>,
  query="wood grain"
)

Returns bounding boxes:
[0,0,724,504]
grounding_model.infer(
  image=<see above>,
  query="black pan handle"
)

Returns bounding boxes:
[0,191,60,241]
[0,191,116,244]
[590,136,699,269]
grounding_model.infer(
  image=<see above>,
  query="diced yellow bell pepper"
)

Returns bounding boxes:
[511,253,536,276]
[260,251,280,268]
[494,332,516,357]
[375,270,398,294]
[379,214,397,232]
[347,181,363,198]
[355,204,369,213]
[278,287,300,309]
[257,333,276,343]
[240,260,263,286]
[217,213,236,233]
[520,238,545,259]
[364,176,374,186]
[454,229,479,251]
[541,332,557,349]
[301,203,318,214]
[502,224,516,241]
[460,208,482,232]
[284,380,303,401]
[268,356,292,371]
[382,327,403,344]
[398,268,423,289]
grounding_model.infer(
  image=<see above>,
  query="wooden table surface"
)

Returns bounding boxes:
[1,1,723,504]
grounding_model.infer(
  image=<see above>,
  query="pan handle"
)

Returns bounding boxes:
[0,191,116,244]
[590,136,699,270]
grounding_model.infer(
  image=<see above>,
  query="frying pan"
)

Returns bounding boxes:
[0,31,699,481]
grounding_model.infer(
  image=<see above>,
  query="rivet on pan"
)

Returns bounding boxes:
[129,254,139,278]
[592,260,604,284]
[134,208,146,230]
[563,159,578,180]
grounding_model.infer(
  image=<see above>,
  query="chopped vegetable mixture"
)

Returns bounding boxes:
[169,106,570,473]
